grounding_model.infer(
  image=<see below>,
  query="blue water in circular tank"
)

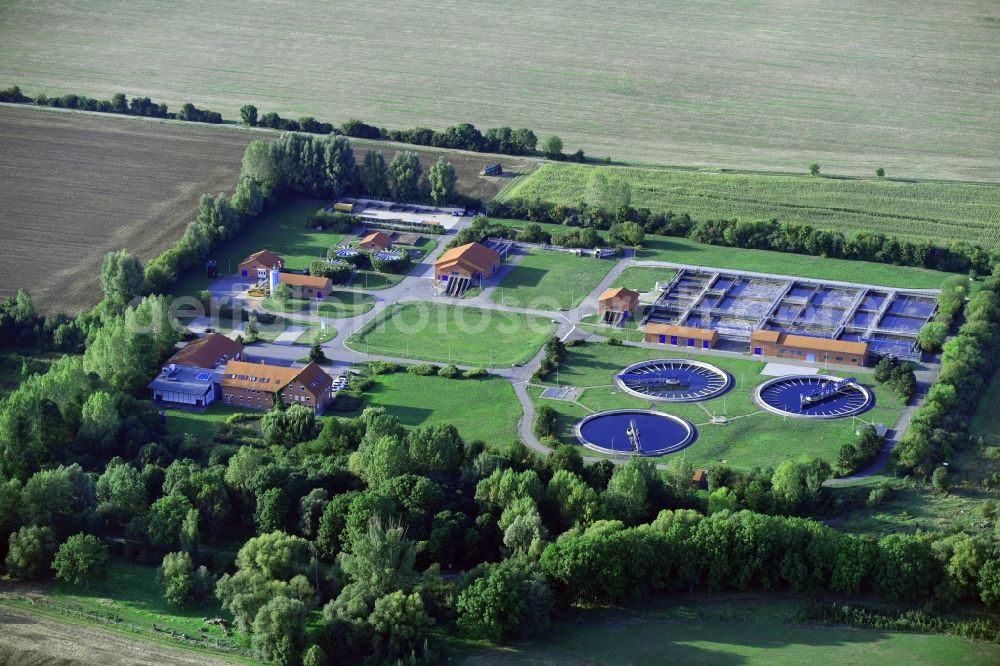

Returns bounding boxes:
[577,410,696,456]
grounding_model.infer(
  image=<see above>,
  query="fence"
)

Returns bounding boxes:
[1,593,255,659]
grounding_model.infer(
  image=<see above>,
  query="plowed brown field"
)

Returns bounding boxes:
[0,105,529,313]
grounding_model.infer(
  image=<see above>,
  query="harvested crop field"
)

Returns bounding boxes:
[498,163,1000,250]
[0,105,526,313]
[0,605,242,666]
[0,105,255,313]
[1,0,997,181]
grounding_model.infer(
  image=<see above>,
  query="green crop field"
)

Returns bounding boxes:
[341,372,521,447]
[531,342,904,470]
[456,596,1000,665]
[346,302,556,367]
[498,163,1000,250]
[491,250,616,311]
[493,218,956,289]
[2,1,998,181]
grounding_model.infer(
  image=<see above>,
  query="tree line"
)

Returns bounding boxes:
[141,133,461,296]
[243,106,545,156]
[2,84,584,159]
[0,85,221,123]
[486,198,996,275]
[893,269,1000,477]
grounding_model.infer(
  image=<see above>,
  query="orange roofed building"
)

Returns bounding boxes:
[644,323,720,349]
[238,250,283,279]
[434,242,501,283]
[279,272,333,300]
[358,231,392,251]
[221,360,334,414]
[167,332,243,369]
[750,330,868,367]
[598,287,640,322]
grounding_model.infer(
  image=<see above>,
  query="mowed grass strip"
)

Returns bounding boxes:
[492,218,955,289]
[491,250,616,310]
[498,163,1000,250]
[340,372,521,447]
[347,302,556,367]
[456,596,1000,665]
[611,266,675,293]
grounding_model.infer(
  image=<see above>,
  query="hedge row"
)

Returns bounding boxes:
[0,85,221,123]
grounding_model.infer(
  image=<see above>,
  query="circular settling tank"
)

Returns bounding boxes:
[575,410,696,456]
[753,374,874,419]
[615,359,732,402]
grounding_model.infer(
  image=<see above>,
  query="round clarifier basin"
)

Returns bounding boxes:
[575,409,696,456]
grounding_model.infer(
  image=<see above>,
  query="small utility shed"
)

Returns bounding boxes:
[644,323,720,349]
[239,250,283,279]
[358,231,392,251]
[279,273,333,300]
[434,242,502,282]
[598,287,640,323]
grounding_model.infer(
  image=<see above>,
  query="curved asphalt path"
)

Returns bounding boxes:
[209,236,929,471]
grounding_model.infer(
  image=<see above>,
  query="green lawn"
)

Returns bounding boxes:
[577,315,645,344]
[261,291,374,319]
[971,370,1000,444]
[170,198,351,298]
[455,596,1000,665]
[610,266,675,293]
[340,372,521,448]
[163,403,256,442]
[294,323,337,346]
[48,560,250,655]
[491,218,955,289]
[491,250,617,310]
[498,163,1000,250]
[346,302,557,367]
[531,342,905,470]
[636,235,953,289]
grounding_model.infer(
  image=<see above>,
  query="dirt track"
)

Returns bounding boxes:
[0,105,531,314]
[0,606,244,666]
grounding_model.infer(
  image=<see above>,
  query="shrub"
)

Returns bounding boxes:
[463,367,488,379]
[407,364,439,376]
[438,364,461,379]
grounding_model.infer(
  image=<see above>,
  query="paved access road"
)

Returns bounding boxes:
[206,225,932,469]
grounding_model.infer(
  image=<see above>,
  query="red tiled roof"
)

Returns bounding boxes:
[167,333,243,369]
[240,250,283,269]
[435,242,501,274]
